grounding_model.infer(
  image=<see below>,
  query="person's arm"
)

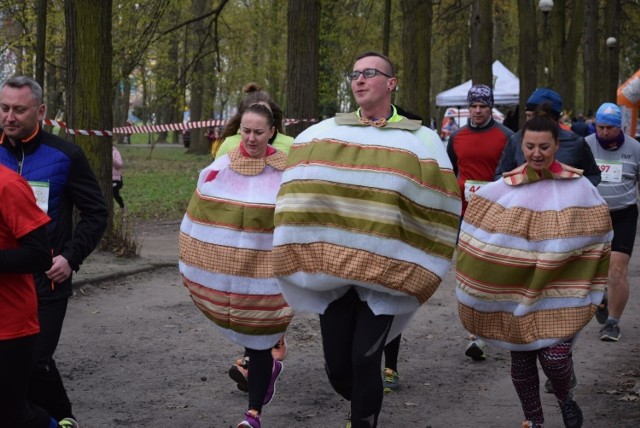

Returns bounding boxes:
[0,225,51,273]
[112,147,123,170]
[59,149,108,272]
[494,136,518,180]
[446,135,458,176]
[578,139,602,186]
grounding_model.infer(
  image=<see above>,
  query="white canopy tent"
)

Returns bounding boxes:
[435,60,520,106]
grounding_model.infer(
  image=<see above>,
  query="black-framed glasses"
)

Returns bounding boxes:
[347,68,392,81]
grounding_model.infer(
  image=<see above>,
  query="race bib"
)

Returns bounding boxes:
[596,159,622,183]
[28,181,50,213]
[464,180,489,201]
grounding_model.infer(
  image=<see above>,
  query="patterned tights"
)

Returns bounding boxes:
[510,338,574,426]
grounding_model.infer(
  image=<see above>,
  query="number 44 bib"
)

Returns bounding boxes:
[464,180,489,201]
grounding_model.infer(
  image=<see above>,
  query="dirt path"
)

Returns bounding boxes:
[58,222,640,427]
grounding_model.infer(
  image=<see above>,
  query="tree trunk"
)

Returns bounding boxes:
[382,0,391,56]
[550,0,584,114]
[64,0,113,223]
[400,0,432,121]
[583,0,599,115]
[518,0,538,127]
[470,0,493,86]
[35,0,47,87]
[603,0,621,102]
[286,0,320,138]
[187,0,207,154]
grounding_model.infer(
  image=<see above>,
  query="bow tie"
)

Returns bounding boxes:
[359,116,387,128]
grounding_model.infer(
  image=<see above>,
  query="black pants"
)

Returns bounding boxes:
[113,179,125,208]
[383,334,401,372]
[0,335,55,427]
[319,288,393,428]
[28,298,74,421]
[245,348,273,412]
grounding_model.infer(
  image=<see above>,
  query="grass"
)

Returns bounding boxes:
[117,142,211,221]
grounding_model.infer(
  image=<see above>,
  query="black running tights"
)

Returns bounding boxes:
[319,288,393,428]
[245,347,273,413]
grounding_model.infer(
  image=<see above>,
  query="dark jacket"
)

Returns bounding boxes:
[0,127,108,300]
[494,127,601,186]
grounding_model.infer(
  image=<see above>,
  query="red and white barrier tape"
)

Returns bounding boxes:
[44,117,318,138]
[44,118,113,137]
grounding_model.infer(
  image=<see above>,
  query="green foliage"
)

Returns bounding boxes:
[118,144,211,221]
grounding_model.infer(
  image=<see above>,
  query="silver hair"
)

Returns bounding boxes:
[1,76,43,104]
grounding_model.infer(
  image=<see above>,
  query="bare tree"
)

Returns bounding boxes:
[64,0,113,219]
[583,0,599,115]
[186,0,207,153]
[383,0,391,56]
[470,0,493,85]
[517,0,538,127]
[550,0,584,114]
[603,0,621,101]
[35,0,47,86]
[286,0,320,138]
[400,0,432,121]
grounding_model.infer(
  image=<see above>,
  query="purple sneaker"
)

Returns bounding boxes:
[237,410,260,428]
[263,360,283,405]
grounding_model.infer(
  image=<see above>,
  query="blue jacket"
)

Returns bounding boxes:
[494,127,601,186]
[0,127,107,300]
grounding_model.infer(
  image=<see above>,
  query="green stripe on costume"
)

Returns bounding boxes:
[286,139,459,197]
[186,190,275,232]
[276,181,458,258]
[457,243,610,299]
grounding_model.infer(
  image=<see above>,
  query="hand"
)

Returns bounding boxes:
[46,255,73,283]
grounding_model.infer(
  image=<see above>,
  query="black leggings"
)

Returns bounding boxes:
[28,298,74,421]
[113,179,125,208]
[245,348,273,413]
[0,335,55,427]
[383,334,401,372]
[319,288,393,428]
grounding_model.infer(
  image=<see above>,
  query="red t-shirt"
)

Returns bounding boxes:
[0,165,50,340]
[448,123,511,214]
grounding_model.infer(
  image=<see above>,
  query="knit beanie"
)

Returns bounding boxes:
[467,84,494,108]
[525,88,563,116]
[595,103,622,128]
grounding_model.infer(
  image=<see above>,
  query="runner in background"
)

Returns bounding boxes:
[446,84,513,361]
[584,102,640,342]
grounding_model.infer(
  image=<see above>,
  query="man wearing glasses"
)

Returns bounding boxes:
[273,52,461,427]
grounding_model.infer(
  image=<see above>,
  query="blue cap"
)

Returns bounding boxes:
[595,103,622,128]
[525,88,563,116]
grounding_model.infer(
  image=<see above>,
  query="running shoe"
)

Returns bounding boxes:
[229,357,249,392]
[382,367,400,393]
[600,320,621,342]
[58,418,79,428]
[595,291,608,324]
[522,421,542,428]
[237,410,261,428]
[559,396,583,428]
[464,336,487,361]
[543,366,578,394]
[263,360,283,405]
[271,335,288,361]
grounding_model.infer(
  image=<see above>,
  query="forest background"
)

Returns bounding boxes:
[0,0,639,242]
